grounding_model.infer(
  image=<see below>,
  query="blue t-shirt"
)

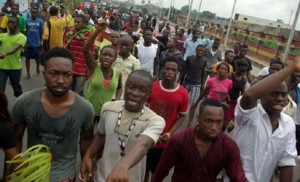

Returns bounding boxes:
[296,84,300,104]
[25,17,44,47]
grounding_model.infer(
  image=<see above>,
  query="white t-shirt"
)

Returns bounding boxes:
[137,43,158,76]
[199,25,205,32]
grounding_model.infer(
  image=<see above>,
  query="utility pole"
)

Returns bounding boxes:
[197,0,202,20]
[159,0,163,18]
[224,0,237,49]
[185,0,194,28]
[172,0,175,21]
[288,9,294,27]
[283,0,300,63]
[167,0,172,21]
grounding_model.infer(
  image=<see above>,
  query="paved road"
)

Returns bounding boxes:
[1,58,300,182]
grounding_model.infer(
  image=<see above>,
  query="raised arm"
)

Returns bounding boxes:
[241,57,300,110]
[83,20,107,76]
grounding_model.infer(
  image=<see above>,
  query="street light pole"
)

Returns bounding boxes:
[224,0,237,49]
[159,0,163,18]
[197,0,202,20]
[185,0,194,28]
[167,0,172,20]
[283,0,300,63]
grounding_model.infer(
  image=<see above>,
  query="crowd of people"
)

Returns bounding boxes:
[0,0,300,182]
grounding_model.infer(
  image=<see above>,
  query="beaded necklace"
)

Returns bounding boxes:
[116,106,144,157]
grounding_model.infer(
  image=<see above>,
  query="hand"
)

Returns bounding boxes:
[79,156,93,181]
[227,120,235,133]
[106,164,129,182]
[159,133,171,143]
[288,55,300,71]
[0,53,5,59]
[295,56,300,71]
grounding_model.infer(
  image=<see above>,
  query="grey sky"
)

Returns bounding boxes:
[135,0,300,30]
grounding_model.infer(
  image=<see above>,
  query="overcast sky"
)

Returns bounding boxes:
[135,0,300,30]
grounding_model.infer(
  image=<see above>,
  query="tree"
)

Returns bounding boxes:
[191,9,198,18]
[181,5,189,14]
[201,10,216,19]
[141,7,149,15]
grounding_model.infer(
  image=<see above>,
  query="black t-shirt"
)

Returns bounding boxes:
[0,121,16,150]
[184,55,207,85]
[229,73,246,99]
[156,36,168,52]
[232,56,252,71]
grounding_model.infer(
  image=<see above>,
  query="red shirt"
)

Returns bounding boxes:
[152,126,246,182]
[175,35,186,53]
[148,81,189,148]
[65,29,94,76]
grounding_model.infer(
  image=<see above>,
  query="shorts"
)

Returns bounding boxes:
[146,148,164,174]
[24,46,40,59]
[182,83,201,105]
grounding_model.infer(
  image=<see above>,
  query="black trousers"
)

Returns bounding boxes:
[296,125,300,155]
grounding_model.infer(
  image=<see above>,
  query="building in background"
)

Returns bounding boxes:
[234,13,291,29]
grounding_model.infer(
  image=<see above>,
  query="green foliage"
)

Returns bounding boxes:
[7,145,52,182]
[191,9,200,18]
[232,32,244,41]
[285,47,300,56]
[141,7,149,15]
[262,38,277,50]
[181,5,189,14]
[249,36,259,44]
[201,11,216,19]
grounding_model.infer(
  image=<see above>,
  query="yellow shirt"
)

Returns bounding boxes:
[43,14,72,49]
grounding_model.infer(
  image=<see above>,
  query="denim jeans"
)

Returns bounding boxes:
[0,69,22,97]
